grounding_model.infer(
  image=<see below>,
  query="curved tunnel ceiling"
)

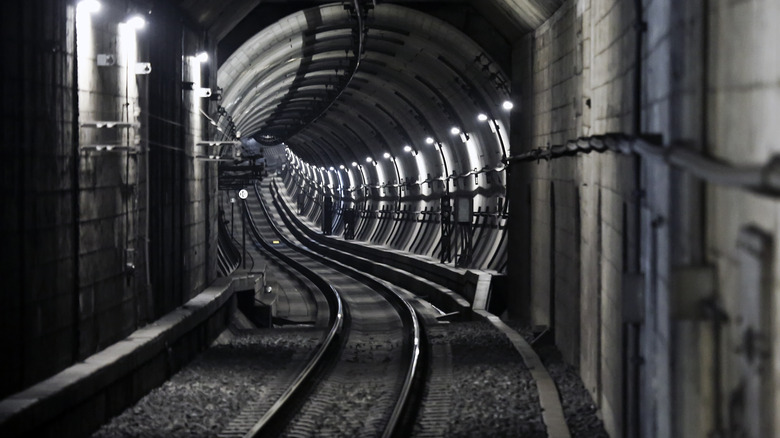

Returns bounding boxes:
[172,0,564,46]
[218,2,517,189]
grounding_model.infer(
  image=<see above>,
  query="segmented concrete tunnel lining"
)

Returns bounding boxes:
[218,4,513,198]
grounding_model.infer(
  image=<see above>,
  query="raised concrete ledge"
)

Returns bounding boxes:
[0,277,236,438]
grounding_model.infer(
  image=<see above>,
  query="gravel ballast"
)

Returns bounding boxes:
[506,322,610,438]
[92,327,322,438]
[535,344,609,438]
[92,317,605,437]
[420,320,547,438]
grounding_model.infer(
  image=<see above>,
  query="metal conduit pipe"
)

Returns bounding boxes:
[507,134,780,197]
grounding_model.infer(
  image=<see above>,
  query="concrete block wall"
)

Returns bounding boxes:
[181,31,218,300]
[511,1,647,436]
[638,0,780,436]
[510,0,780,436]
[531,1,587,147]
[520,152,636,438]
[590,0,637,134]
[697,1,780,436]
[1,0,80,397]
[590,152,636,437]
[0,0,217,400]
[76,1,145,357]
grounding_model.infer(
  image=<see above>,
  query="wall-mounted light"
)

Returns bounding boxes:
[425,137,435,145]
[78,0,101,14]
[134,62,152,75]
[477,113,489,122]
[403,145,413,153]
[366,157,373,163]
[383,152,391,159]
[503,100,514,111]
[97,54,116,66]
[195,51,209,63]
[340,164,346,170]
[351,161,358,167]
[451,127,469,143]
[125,15,146,30]
[329,166,335,171]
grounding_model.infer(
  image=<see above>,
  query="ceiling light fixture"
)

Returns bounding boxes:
[503,100,514,111]
[125,15,146,30]
[78,0,101,13]
[477,113,489,122]
[450,127,461,135]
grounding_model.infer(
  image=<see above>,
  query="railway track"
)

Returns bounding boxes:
[230,180,425,437]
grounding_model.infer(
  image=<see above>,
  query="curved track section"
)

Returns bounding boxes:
[242,181,424,437]
[231,193,344,437]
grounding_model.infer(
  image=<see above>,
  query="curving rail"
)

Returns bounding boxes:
[238,196,345,437]
[261,179,427,436]
[239,179,424,437]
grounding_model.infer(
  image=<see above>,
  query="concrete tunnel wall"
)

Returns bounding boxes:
[508,0,780,437]
[218,4,511,185]
[0,0,219,399]
[217,4,513,271]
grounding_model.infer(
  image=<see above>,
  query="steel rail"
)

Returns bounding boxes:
[240,195,344,438]
[264,178,425,438]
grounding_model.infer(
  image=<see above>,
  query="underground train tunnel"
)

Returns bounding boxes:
[2,0,780,437]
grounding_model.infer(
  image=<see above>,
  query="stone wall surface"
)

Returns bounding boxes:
[0,0,217,399]
[509,0,780,436]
